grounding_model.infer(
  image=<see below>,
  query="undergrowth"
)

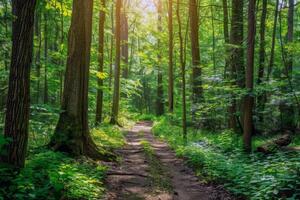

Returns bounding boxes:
[152,117,300,200]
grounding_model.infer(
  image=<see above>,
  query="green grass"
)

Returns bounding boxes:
[152,117,300,200]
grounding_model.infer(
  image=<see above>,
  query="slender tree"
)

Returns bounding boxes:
[176,0,187,140]
[243,0,256,152]
[121,0,129,78]
[1,0,37,168]
[222,0,229,77]
[168,0,174,112]
[189,0,203,121]
[256,0,267,124]
[44,11,49,104]
[111,0,122,124]
[156,0,164,116]
[96,0,106,124]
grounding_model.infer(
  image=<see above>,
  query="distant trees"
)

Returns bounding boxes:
[1,0,37,168]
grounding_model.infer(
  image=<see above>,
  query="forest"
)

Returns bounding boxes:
[0,0,300,199]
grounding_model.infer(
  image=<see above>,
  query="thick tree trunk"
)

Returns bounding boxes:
[50,0,111,160]
[96,0,106,124]
[189,0,203,121]
[156,0,164,116]
[243,0,256,152]
[1,0,36,168]
[110,0,122,124]
[168,0,174,113]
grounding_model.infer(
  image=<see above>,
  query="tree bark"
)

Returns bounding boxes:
[121,3,129,79]
[176,0,187,141]
[168,0,174,113]
[189,0,203,121]
[50,0,111,160]
[256,0,267,124]
[156,0,164,116]
[44,11,49,104]
[110,0,122,124]
[228,0,244,131]
[243,0,256,152]
[1,0,37,168]
[96,0,106,124]
[222,0,230,78]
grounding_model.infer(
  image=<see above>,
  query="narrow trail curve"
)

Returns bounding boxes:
[104,122,233,200]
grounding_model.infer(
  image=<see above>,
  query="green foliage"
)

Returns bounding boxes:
[0,151,107,200]
[153,117,300,199]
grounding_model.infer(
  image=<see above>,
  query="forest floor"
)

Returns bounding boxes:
[104,121,233,200]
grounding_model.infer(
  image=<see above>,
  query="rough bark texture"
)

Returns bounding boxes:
[189,0,203,119]
[156,0,164,116]
[1,0,36,168]
[228,0,244,131]
[50,0,111,160]
[243,0,256,152]
[111,0,122,124]
[96,0,106,124]
[168,0,174,113]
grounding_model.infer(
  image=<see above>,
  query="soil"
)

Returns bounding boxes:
[104,121,234,200]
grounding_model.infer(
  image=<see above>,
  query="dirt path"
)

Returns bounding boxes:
[104,122,233,200]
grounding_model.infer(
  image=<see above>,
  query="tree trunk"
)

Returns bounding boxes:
[121,4,129,79]
[280,0,295,131]
[110,0,122,124]
[222,0,229,78]
[243,0,256,152]
[228,0,244,131]
[168,0,174,113]
[96,0,106,124]
[156,0,164,116]
[1,0,37,168]
[189,0,203,121]
[256,0,267,124]
[176,0,187,141]
[44,11,49,104]
[50,0,111,160]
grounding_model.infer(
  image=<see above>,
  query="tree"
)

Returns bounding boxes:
[156,0,164,116]
[110,0,122,124]
[222,0,229,77]
[189,0,203,121]
[280,0,295,131]
[50,0,108,159]
[121,0,129,78]
[176,0,187,141]
[243,0,256,152]
[96,0,106,124]
[1,0,37,168]
[168,0,174,113]
[228,0,244,131]
[256,0,267,124]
